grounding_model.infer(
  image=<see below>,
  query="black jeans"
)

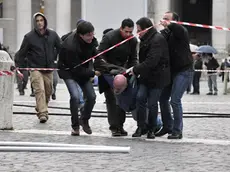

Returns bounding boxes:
[192,72,201,93]
[104,89,126,130]
[17,70,29,92]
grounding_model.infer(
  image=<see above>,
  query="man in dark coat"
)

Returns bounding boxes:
[156,12,193,139]
[58,21,101,136]
[204,53,219,95]
[131,17,170,139]
[16,12,62,123]
[94,18,138,137]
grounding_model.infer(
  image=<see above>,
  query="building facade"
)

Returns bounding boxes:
[0,0,230,54]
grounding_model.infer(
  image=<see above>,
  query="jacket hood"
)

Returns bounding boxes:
[33,12,48,30]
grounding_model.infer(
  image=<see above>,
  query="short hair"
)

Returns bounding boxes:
[77,21,94,35]
[121,18,134,29]
[103,28,113,35]
[166,11,180,21]
[136,17,153,30]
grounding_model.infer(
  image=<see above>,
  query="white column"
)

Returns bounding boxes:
[153,0,171,24]
[44,0,57,30]
[56,0,71,37]
[16,0,32,50]
[212,0,230,53]
[0,51,14,129]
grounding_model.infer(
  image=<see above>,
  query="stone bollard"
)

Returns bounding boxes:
[0,50,14,130]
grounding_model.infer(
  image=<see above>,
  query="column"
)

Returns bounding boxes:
[16,0,32,50]
[44,0,56,30]
[3,0,17,52]
[56,0,71,37]
[212,0,230,53]
[152,0,171,24]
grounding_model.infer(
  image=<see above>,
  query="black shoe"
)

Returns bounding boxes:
[132,127,147,137]
[19,91,25,96]
[71,129,80,136]
[213,92,218,95]
[52,94,56,100]
[168,133,183,139]
[30,92,35,97]
[79,119,92,135]
[111,129,122,137]
[155,127,172,137]
[119,128,128,136]
[147,130,155,139]
[190,92,200,95]
[206,92,213,95]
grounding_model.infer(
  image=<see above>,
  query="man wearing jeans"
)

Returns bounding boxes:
[131,17,170,139]
[156,12,193,139]
[58,21,101,136]
[17,12,61,123]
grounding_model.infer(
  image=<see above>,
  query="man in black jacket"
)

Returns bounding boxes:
[94,18,138,137]
[58,21,101,136]
[131,17,170,139]
[156,12,193,139]
[16,12,61,123]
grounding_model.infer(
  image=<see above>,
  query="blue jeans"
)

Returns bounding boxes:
[64,79,96,130]
[160,69,193,134]
[136,84,162,130]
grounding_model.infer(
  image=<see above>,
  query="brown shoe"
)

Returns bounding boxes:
[71,129,80,136]
[80,119,92,135]
[39,116,48,123]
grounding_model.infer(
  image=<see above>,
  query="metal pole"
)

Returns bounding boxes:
[0,146,130,153]
[0,141,129,149]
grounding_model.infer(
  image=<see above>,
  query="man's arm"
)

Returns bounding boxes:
[17,36,30,67]
[167,23,188,40]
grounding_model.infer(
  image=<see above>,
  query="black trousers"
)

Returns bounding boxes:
[192,72,201,93]
[104,89,126,130]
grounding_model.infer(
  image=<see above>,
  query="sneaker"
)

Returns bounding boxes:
[79,119,92,135]
[168,133,183,139]
[155,127,172,137]
[71,129,80,136]
[206,92,213,95]
[52,94,56,100]
[119,128,128,136]
[39,116,47,123]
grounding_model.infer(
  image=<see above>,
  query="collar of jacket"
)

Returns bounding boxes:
[140,27,157,44]
[34,28,49,37]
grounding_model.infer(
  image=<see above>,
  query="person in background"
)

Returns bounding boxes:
[204,53,219,95]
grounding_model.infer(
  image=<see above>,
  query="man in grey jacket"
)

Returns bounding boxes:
[16,12,62,123]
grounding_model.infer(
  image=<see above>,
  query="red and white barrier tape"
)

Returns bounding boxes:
[195,69,230,73]
[170,20,230,31]
[0,70,14,76]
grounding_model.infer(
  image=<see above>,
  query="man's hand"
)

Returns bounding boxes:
[95,71,101,76]
[160,20,170,28]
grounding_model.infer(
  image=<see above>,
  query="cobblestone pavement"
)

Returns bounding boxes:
[0,79,230,171]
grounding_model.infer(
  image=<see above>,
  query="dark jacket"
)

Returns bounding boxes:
[94,29,138,93]
[133,28,170,88]
[58,31,97,85]
[161,23,192,75]
[16,12,62,68]
[204,57,219,74]
[95,29,138,71]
